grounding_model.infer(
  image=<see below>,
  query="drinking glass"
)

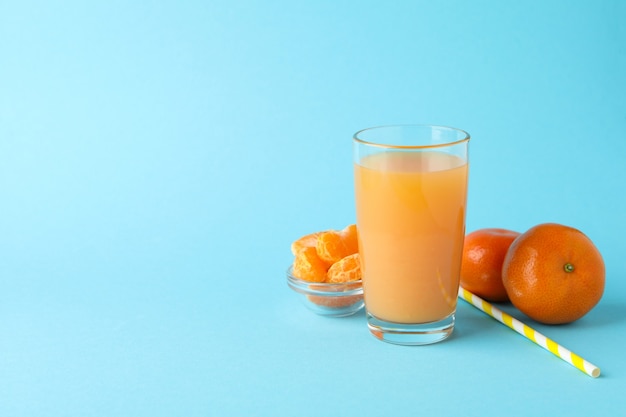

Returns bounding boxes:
[353,125,470,345]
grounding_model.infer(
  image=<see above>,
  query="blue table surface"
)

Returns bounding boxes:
[1,1,625,416]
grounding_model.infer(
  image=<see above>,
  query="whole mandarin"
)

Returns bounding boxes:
[460,228,520,302]
[502,223,605,325]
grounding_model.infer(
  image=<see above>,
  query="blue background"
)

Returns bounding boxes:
[1,0,625,415]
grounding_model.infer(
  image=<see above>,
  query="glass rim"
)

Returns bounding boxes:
[353,124,470,150]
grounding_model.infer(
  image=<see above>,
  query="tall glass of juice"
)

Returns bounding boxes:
[353,125,470,345]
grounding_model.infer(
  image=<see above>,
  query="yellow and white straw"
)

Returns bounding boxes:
[458,287,601,378]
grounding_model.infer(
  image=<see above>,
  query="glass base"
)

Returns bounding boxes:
[366,311,455,345]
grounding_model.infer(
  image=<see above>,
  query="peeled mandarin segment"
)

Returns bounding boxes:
[290,232,321,256]
[292,246,330,283]
[316,224,359,264]
[308,273,363,309]
[316,230,343,264]
[327,253,361,283]
[340,224,359,255]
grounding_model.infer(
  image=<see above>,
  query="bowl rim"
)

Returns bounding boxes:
[286,265,363,296]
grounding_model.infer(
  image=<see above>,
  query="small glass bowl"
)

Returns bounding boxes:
[286,266,364,317]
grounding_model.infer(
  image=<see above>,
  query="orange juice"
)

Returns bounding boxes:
[354,151,468,323]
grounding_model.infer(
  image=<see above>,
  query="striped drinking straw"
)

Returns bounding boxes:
[458,287,601,378]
